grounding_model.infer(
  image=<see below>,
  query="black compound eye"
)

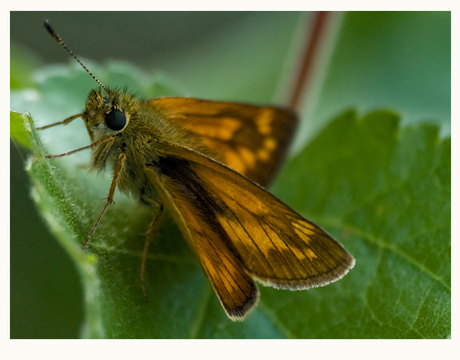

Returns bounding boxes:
[105,109,127,131]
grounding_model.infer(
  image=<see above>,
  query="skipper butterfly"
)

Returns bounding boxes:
[38,21,354,321]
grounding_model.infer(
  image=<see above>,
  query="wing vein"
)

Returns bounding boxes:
[226,207,277,277]
[260,219,299,279]
[204,234,248,301]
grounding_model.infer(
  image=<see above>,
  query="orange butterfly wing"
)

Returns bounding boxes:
[145,141,355,320]
[148,97,298,187]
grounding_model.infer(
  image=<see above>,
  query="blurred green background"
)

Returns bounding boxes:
[10,11,450,338]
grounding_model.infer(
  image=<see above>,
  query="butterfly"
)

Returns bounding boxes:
[38,21,355,321]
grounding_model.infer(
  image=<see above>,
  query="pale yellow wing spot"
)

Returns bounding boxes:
[237,146,256,168]
[292,219,321,240]
[258,222,306,279]
[256,108,274,135]
[304,248,318,259]
[289,218,347,269]
[294,227,312,243]
[292,221,324,245]
[264,137,277,151]
[287,235,318,262]
[256,148,270,161]
[254,137,277,162]
[217,214,277,278]
[184,117,242,140]
[222,137,277,175]
[215,149,247,175]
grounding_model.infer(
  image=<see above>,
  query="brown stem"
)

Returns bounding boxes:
[288,11,331,111]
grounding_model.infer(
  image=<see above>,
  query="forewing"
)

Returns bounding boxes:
[149,97,298,187]
[145,156,259,321]
[147,142,354,319]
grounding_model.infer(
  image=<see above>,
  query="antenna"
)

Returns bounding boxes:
[44,20,107,90]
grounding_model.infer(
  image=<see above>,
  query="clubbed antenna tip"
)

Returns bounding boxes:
[44,20,53,34]
[43,20,107,90]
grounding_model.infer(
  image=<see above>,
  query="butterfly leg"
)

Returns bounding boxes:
[44,134,118,159]
[36,112,84,130]
[139,195,164,300]
[82,152,126,247]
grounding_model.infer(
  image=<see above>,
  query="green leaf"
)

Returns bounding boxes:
[271,110,450,338]
[10,111,31,149]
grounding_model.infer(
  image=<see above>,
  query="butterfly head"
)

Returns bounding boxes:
[82,87,140,143]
